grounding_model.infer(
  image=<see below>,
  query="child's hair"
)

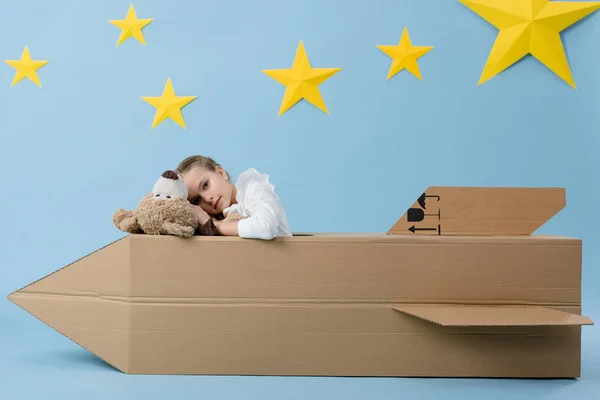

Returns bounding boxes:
[176,155,230,180]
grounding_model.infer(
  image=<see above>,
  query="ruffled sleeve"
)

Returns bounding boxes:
[235,169,284,240]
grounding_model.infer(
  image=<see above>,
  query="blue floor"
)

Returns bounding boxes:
[1,301,598,400]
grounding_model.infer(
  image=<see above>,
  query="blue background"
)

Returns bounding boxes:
[1,0,599,398]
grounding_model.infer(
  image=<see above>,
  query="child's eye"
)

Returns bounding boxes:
[203,181,209,189]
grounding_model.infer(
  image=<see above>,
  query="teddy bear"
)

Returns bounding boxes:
[112,169,243,238]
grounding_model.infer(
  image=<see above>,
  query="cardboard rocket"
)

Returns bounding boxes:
[7,187,594,377]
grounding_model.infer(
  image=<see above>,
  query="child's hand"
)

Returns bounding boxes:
[223,204,241,216]
[191,204,210,225]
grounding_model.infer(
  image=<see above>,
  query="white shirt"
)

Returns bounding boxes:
[223,168,292,240]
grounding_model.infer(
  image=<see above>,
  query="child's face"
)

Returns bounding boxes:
[182,165,234,216]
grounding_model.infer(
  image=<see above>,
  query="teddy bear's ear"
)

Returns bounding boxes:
[113,209,142,234]
[161,170,179,179]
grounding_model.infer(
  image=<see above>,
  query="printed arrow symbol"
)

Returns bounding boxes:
[408,225,441,235]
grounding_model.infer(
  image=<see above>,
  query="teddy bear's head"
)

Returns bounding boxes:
[152,169,188,200]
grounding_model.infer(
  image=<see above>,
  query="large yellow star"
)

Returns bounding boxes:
[141,78,197,129]
[377,27,434,80]
[4,46,48,87]
[109,4,153,47]
[460,0,600,88]
[262,41,341,116]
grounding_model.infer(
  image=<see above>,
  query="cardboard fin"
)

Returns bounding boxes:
[392,304,594,327]
[388,186,566,236]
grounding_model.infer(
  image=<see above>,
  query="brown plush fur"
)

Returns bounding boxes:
[113,193,244,238]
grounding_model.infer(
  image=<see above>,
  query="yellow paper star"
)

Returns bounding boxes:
[262,41,341,116]
[459,0,600,89]
[377,27,434,80]
[141,78,197,129]
[4,46,48,87]
[109,4,153,47]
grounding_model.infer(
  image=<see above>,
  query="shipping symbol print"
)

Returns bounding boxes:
[407,192,441,235]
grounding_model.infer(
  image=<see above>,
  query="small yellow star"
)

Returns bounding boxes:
[376,27,433,80]
[4,46,49,87]
[142,78,197,129]
[460,0,600,89]
[262,41,341,116]
[109,4,153,47]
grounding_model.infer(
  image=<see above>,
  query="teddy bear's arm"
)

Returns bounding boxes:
[162,221,195,238]
[113,209,143,234]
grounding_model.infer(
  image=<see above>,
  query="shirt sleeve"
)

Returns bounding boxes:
[237,179,284,240]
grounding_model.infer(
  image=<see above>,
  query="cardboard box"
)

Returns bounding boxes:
[7,187,594,377]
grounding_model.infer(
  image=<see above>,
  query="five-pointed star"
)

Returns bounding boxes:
[141,78,197,129]
[262,40,341,116]
[460,0,600,89]
[376,26,434,80]
[109,4,154,47]
[4,46,49,87]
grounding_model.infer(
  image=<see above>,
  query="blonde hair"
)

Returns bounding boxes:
[176,155,229,180]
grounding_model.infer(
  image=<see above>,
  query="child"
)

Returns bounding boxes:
[176,155,292,240]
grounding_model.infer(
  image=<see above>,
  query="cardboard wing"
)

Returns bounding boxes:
[388,186,566,236]
[393,304,593,326]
